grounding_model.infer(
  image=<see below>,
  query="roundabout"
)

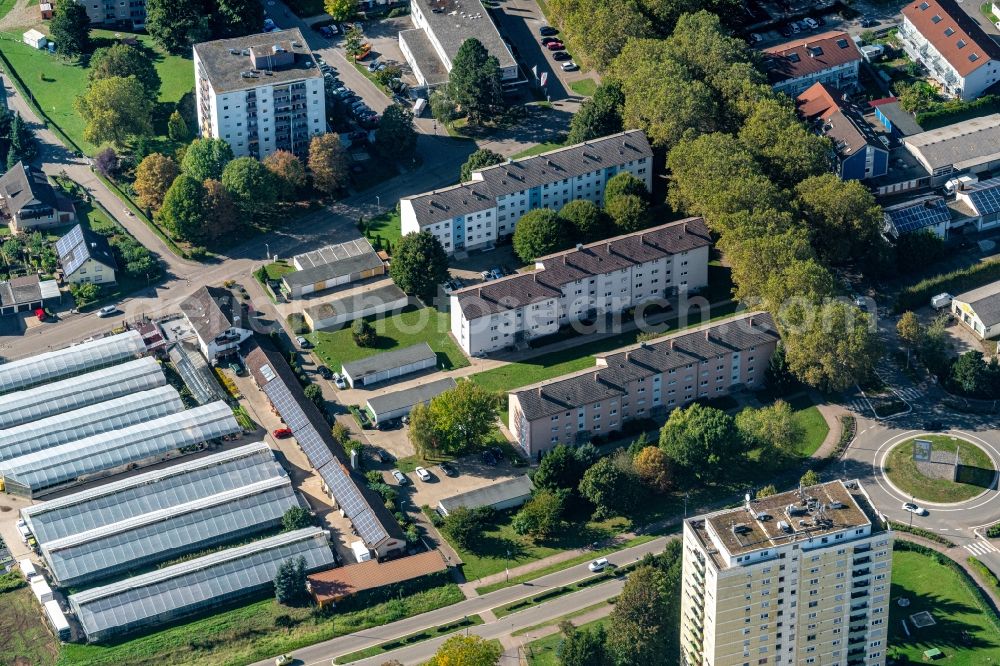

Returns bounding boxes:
[882,434,997,505]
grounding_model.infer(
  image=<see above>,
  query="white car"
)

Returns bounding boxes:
[588,558,608,572]
[414,466,431,481]
[391,469,408,485]
[97,305,117,317]
[275,655,293,666]
[902,502,927,516]
[561,61,579,72]
[333,373,347,389]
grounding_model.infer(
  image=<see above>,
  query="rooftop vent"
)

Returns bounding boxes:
[241,49,250,56]
[788,53,801,63]
[777,520,791,533]
[732,523,752,535]
[229,48,240,55]
[919,0,929,8]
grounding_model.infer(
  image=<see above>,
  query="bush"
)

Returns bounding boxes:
[0,572,26,593]
[888,520,956,547]
[916,94,1000,129]
[969,556,1000,593]
[988,523,1000,538]
[287,313,308,334]
[896,258,1000,312]
[422,504,445,527]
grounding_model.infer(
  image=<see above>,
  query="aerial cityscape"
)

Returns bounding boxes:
[2,0,1000,665]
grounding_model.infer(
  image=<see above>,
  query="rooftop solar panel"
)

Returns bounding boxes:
[261,379,334,468]
[967,178,1000,215]
[884,197,951,234]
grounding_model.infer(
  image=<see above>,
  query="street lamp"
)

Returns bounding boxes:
[505,549,510,582]
[376,195,381,213]
[265,242,270,261]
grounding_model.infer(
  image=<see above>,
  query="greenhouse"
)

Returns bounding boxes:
[42,476,301,587]
[0,401,240,497]
[0,386,184,463]
[0,330,145,396]
[22,442,281,545]
[69,527,335,642]
[0,357,165,430]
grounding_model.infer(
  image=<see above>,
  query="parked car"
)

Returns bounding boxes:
[749,32,763,43]
[414,466,432,481]
[332,373,347,389]
[541,36,560,45]
[588,558,609,572]
[295,336,311,348]
[561,61,579,71]
[97,305,118,317]
[553,51,572,61]
[779,23,793,37]
[229,362,244,376]
[275,655,293,666]
[391,469,408,485]
[439,461,457,477]
[902,502,927,516]
[545,41,565,51]
[375,448,394,463]
[860,17,877,28]
[273,428,293,439]
[539,25,558,36]
[802,17,818,29]
[317,365,333,379]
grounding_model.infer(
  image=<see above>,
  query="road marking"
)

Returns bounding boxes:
[964,541,999,556]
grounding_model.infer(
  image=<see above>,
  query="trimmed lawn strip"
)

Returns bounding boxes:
[512,600,611,636]
[511,141,564,159]
[307,306,469,372]
[885,435,996,503]
[492,574,618,619]
[363,208,403,251]
[784,394,829,457]
[525,617,607,666]
[333,614,484,663]
[569,78,597,96]
[57,583,465,666]
[263,260,295,280]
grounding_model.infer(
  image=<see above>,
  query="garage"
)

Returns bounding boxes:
[341,342,437,389]
[437,475,535,517]
[365,377,457,425]
[302,283,409,332]
[282,238,386,299]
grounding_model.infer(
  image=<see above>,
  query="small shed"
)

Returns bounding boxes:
[43,599,70,640]
[350,540,372,563]
[341,342,437,388]
[39,3,53,19]
[366,377,457,425]
[437,475,535,517]
[23,29,47,49]
[30,577,53,603]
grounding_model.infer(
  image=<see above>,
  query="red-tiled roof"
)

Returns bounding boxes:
[763,31,861,84]
[796,82,845,120]
[903,0,1000,77]
[308,550,447,604]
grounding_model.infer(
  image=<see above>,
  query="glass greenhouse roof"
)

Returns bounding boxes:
[0,330,145,396]
[0,357,165,430]
[23,442,280,545]
[70,528,334,640]
[43,477,299,586]
[0,386,184,463]
[0,401,240,493]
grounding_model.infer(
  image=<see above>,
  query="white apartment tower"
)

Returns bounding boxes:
[681,480,893,666]
[193,29,326,160]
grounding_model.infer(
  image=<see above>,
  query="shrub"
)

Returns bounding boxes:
[888,521,956,547]
[0,572,26,593]
[287,313,308,334]
[896,258,1000,312]
[989,523,1000,539]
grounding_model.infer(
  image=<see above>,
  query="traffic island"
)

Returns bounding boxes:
[884,434,997,504]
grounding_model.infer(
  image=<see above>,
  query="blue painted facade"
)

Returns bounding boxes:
[839,146,888,181]
[875,106,893,135]
[529,186,541,209]
[452,216,464,249]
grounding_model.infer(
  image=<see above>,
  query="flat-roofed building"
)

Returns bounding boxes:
[401,131,653,254]
[365,377,457,426]
[341,342,437,388]
[903,114,1000,184]
[951,280,1000,339]
[509,313,779,458]
[681,480,892,666]
[283,238,385,299]
[302,282,409,332]
[451,218,711,357]
[309,549,447,607]
[763,31,862,96]
[437,475,534,516]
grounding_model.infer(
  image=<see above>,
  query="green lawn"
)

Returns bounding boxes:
[307,306,469,372]
[333,615,484,663]
[58,583,464,666]
[511,142,565,159]
[526,617,607,666]
[364,209,403,252]
[0,584,60,666]
[889,549,1000,664]
[885,435,996,503]
[569,78,598,97]
[263,260,295,280]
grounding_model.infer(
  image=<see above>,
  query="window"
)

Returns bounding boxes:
[944,27,955,36]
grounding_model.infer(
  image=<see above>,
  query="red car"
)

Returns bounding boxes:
[546,41,565,51]
[273,428,293,439]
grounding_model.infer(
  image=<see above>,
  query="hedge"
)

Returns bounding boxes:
[0,572,26,594]
[989,523,1000,538]
[917,95,1000,130]
[969,556,1000,595]
[895,258,1000,312]
[888,520,957,547]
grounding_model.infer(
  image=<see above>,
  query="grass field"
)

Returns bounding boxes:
[511,142,565,159]
[364,209,403,252]
[307,306,469,372]
[58,584,464,666]
[889,549,1000,664]
[526,617,607,666]
[885,435,996,503]
[569,79,598,97]
[263,261,295,280]
[0,584,60,666]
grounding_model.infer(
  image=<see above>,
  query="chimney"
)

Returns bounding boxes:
[705,330,710,341]
[576,243,583,251]
[669,339,674,350]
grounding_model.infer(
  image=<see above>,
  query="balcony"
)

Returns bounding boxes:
[853,556,871,566]
[849,614,868,624]
[852,568,870,578]
[851,590,869,600]
[853,579,870,589]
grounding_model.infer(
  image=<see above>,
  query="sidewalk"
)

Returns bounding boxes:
[812,398,849,460]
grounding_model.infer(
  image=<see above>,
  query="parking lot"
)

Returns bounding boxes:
[748,0,908,49]
[378,450,524,513]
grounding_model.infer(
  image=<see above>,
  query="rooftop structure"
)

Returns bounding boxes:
[796,82,888,181]
[0,356,165,431]
[193,29,322,95]
[952,279,1000,338]
[883,194,951,237]
[0,385,183,463]
[903,113,1000,177]
[180,285,255,361]
[21,442,282,545]
[283,238,385,299]
[763,31,862,96]
[365,376,457,426]
[341,342,437,388]
[55,224,117,285]
[437,475,534,516]
[309,550,447,606]
[0,274,59,316]
[69,528,334,642]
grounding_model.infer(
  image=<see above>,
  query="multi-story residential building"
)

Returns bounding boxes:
[508,312,779,458]
[899,0,1000,101]
[796,82,888,181]
[763,31,862,97]
[400,131,653,255]
[681,480,893,666]
[193,29,325,160]
[451,217,711,357]
[72,0,145,29]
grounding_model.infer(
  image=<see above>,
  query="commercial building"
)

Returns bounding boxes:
[55,224,117,286]
[951,176,1000,232]
[283,238,385,299]
[309,550,447,607]
[0,274,60,317]
[69,528,335,642]
[400,0,517,88]
[882,194,951,238]
[951,281,1000,339]
[899,0,1000,101]
[796,82,888,181]
[0,401,240,497]
[903,114,1000,184]
[193,29,325,160]
[763,31,862,97]
[451,218,711,357]
[72,0,146,30]
[401,131,653,254]
[437,475,534,516]
[180,285,255,362]
[365,376,457,426]
[302,283,409,332]
[680,480,892,666]
[245,343,406,558]
[509,313,780,458]
[341,342,437,388]
[0,161,75,233]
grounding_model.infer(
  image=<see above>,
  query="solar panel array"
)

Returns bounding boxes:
[884,197,951,233]
[70,528,335,642]
[43,477,299,587]
[0,386,184,463]
[54,224,89,277]
[0,401,240,495]
[261,379,334,468]
[967,177,1000,215]
[22,442,280,545]
[0,330,145,396]
[0,357,165,430]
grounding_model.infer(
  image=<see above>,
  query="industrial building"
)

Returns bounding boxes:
[903,114,1000,185]
[282,238,385,299]
[680,480,892,666]
[365,376,457,426]
[341,343,438,388]
[951,280,1000,339]
[437,475,534,516]
[70,528,335,642]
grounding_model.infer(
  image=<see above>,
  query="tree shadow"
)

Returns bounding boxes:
[956,464,997,489]
[888,580,1000,655]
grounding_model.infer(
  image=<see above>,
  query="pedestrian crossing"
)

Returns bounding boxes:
[964,541,999,556]
[894,386,924,404]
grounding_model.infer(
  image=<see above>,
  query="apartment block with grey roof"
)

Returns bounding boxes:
[450,217,711,357]
[400,131,653,255]
[508,312,780,457]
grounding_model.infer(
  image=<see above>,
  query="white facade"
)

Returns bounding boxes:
[898,12,1000,100]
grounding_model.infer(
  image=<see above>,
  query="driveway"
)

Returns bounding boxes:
[386,454,523,510]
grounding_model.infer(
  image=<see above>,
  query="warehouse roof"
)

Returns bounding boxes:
[193,28,322,95]
[70,528,334,641]
[342,343,436,379]
[904,114,1000,171]
[43,476,299,586]
[366,377,457,417]
[22,442,281,545]
[0,385,183,463]
[955,280,1000,327]
[0,356,165,430]
[439,476,534,514]
[0,401,239,494]
[309,550,447,604]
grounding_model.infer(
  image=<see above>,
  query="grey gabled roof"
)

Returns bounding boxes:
[439,475,534,513]
[0,274,42,308]
[55,224,117,277]
[180,285,253,343]
[341,342,436,378]
[284,238,383,289]
[366,377,457,417]
[904,113,1000,171]
[955,280,1000,327]
[0,161,56,214]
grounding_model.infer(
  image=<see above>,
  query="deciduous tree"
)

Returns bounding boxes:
[281,506,312,531]
[221,156,277,213]
[145,0,210,53]
[578,451,643,518]
[389,231,449,303]
[633,446,673,493]
[213,0,264,38]
[795,174,887,269]
[512,488,565,539]
[604,171,647,202]
[201,178,240,241]
[375,104,417,160]
[89,44,161,96]
[658,403,739,481]
[800,469,820,487]
[133,153,179,211]
[533,444,588,492]
[512,209,569,263]
[756,484,778,498]
[352,319,376,347]
[408,382,500,456]
[182,138,234,182]
[605,193,648,233]
[50,2,90,58]
[157,174,207,241]
[441,506,490,550]
[566,82,624,145]
[263,149,307,200]
[428,635,501,666]
[75,76,153,148]
[460,148,505,183]
[324,0,358,22]
[93,147,119,179]
[738,97,831,186]
[557,620,612,666]
[735,400,804,457]
[897,311,923,367]
[559,199,610,242]
[606,565,672,665]
[781,300,880,392]
[167,110,190,142]
[308,133,351,195]
[448,38,504,125]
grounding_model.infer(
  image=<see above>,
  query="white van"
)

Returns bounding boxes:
[412,98,427,117]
